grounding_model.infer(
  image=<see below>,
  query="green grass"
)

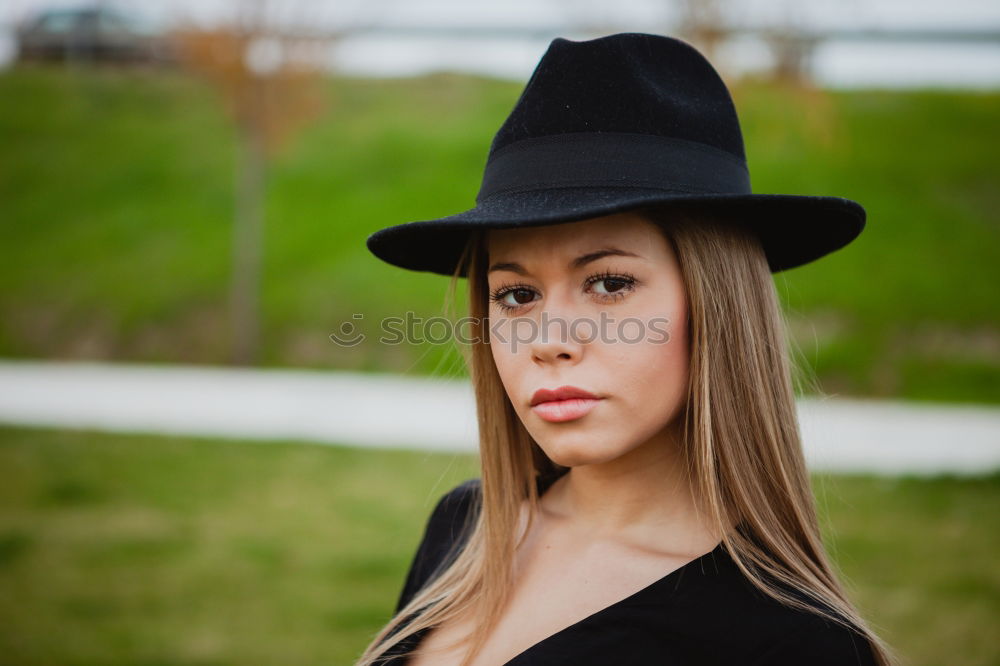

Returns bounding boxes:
[1,66,998,402]
[0,425,996,665]
[0,425,481,665]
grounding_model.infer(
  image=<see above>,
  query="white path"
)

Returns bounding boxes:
[0,359,997,476]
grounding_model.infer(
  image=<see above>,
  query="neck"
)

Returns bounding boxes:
[540,425,722,554]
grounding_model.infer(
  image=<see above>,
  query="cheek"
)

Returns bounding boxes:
[611,306,690,429]
[489,333,520,399]
[622,321,688,388]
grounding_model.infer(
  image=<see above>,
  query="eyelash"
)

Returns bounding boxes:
[489,269,639,313]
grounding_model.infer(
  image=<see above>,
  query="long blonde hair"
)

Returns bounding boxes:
[355,206,897,666]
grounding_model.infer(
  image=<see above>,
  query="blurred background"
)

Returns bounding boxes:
[0,0,998,664]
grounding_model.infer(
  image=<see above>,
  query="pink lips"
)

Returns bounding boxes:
[530,385,604,423]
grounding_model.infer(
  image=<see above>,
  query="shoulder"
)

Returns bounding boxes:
[429,477,481,528]
[420,477,481,552]
[671,548,878,665]
[418,476,482,554]
[394,478,481,613]
[749,611,879,665]
[733,570,879,665]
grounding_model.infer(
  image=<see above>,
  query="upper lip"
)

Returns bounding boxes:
[530,385,601,407]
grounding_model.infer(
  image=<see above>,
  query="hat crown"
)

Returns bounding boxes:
[364,31,866,278]
[490,32,747,162]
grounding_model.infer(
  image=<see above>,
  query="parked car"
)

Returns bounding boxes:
[15,6,176,64]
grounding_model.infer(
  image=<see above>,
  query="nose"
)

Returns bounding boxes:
[528,300,586,366]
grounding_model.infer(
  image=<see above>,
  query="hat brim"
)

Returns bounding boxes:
[366,188,866,276]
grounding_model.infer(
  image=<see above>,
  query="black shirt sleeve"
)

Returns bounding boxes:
[394,478,481,615]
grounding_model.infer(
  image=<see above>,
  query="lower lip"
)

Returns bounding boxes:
[531,398,603,423]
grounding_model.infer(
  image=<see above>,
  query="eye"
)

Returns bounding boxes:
[585,270,638,302]
[489,283,539,313]
[489,269,639,313]
[588,275,635,296]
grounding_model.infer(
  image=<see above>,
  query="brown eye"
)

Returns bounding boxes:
[489,283,539,312]
[596,277,630,294]
[585,271,638,302]
[510,289,534,304]
[499,288,537,309]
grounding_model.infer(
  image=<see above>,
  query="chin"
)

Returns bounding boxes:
[534,433,626,468]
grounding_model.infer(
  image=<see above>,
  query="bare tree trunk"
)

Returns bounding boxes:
[230,113,266,365]
[174,3,325,366]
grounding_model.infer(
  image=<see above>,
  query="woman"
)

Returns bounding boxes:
[358,33,895,665]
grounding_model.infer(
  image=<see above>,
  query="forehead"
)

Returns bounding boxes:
[486,211,663,260]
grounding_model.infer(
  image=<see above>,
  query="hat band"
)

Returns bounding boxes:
[476,131,751,202]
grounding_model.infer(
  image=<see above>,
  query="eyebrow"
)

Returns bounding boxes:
[487,247,642,275]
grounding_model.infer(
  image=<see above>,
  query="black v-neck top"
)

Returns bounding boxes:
[381,476,877,665]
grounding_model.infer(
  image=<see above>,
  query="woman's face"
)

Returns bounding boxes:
[486,211,690,468]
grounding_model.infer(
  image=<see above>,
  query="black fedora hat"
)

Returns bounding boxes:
[366,32,865,276]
